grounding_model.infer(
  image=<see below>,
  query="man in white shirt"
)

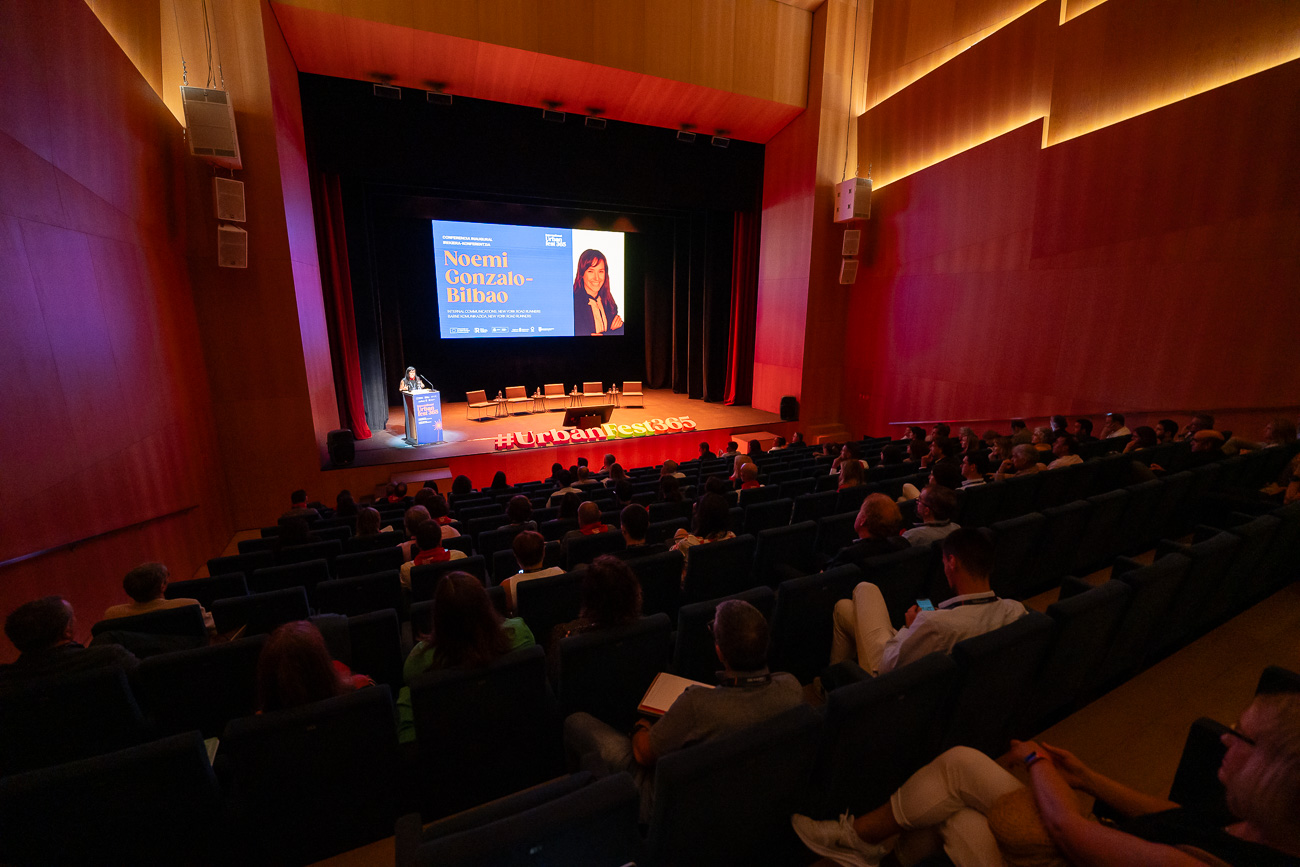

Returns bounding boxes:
[959,453,989,487]
[829,529,1026,674]
[1047,434,1084,469]
[499,531,565,611]
[546,470,583,506]
[1099,412,1131,439]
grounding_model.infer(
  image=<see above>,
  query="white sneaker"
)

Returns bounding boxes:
[790,812,889,867]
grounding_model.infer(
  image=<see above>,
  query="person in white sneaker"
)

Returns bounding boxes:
[794,692,1300,867]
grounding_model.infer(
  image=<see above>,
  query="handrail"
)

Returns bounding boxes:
[0,505,199,571]
[889,403,1300,428]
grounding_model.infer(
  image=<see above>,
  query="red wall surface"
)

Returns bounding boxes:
[843,58,1300,438]
[0,0,232,659]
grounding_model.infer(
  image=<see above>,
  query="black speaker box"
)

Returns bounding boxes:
[779,396,799,422]
[327,429,355,465]
[562,405,615,428]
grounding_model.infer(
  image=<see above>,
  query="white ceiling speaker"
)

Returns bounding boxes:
[213,177,245,222]
[834,177,871,222]
[180,86,241,169]
[218,224,247,269]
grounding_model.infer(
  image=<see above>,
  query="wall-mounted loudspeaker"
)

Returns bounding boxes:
[833,177,871,222]
[327,429,355,466]
[180,86,241,169]
[780,396,799,421]
[842,229,861,256]
[839,259,859,284]
[213,177,245,222]
[218,224,247,269]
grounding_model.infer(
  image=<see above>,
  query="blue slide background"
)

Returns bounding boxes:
[433,221,582,339]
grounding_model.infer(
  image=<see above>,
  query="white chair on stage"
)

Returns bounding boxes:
[466,389,497,421]
[504,385,531,414]
[581,381,605,406]
[621,381,644,408]
[543,383,566,411]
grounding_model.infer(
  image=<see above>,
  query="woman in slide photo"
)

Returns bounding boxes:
[572,249,623,336]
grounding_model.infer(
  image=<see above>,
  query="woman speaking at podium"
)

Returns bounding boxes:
[572,249,624,336]
[400,366,433,445]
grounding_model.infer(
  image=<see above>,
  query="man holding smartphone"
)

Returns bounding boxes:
[829,529,1026,675]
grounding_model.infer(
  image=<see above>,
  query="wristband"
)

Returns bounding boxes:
[1023,750,1046,769]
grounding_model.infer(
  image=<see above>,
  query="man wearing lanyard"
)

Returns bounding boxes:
[829,529,1027,676]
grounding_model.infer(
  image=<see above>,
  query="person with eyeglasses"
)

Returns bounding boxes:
[793,690,1300,866]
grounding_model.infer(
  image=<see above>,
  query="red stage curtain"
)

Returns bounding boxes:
[316,173,372,439]
[724,210,760,405]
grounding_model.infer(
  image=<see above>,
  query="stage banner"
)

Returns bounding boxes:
[405,390,443,445]
[432,221,624,339]
[494,415,696,450]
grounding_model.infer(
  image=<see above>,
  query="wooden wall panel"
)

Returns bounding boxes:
[859,0,1055,188]
[842,59,1300,440]
[1047,0,1300,145]
[0,0,232,660]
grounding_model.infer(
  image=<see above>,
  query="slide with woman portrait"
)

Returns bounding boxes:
[431,219,625,340]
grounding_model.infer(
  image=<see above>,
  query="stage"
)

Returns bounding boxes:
[344,388,787,470]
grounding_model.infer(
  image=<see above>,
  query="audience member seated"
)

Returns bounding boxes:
[0,596,138,687]
[1156,418,1179,443]
[1072,417,1096,444]
[931,423,952,441]
[660,459,687,480]
[610,505,669,562]
[902,486,960,546]
[907,437,928,463]
[398,506,432,561]
[879,444,906,465]
[832,442,864,475]
[1123,426,1159,453]
[838,459,865,492]
[354,507,390,540]
[614,480,635,507]
[1009,419,1032,446]
[335,490,358,518]
[603,463,628,489]
[994,444,1044,481]
[738,462,763,491]
[793,691,1300,867]
[904,426,925,446]
[1030,427,1054,456]
[424,495,459,539]
[1047,434,1083,469]
[1150,429,1227,474]
[1223,416,1297,456]
[255,620,373,713]
[548,470,583,506]
[396,572,535,744]
[958,427,983,456]
[790,432,806,447]
[562,502,610,551]
[698,442,716,460]
[102,562,215,633]
[1180,413,1215,441]
[920,436,958,470]
[564,598,803,821]
[489,471,511,491]
[400,521,466,589]
[1050,414,1069,436]
[987,436,1014,467]
[672,493,737,578]
[897,459,961,503]
[572,466,600,489]
[1100,412,1131,439]
[547,555,644,676]
[548,462,566,485]
[826,494,909,571]
[498,495,538,534]
[1283,454,1300,505]
[598,453,617,478]
[450,475,473,496]
[829,529,1025,675]
[280,489,320,522]
[277,517,317,549]
[723,441,740,459]
[960,453,991,487]
[499,531,566,612]
[770,436,788,451]
[658,476,684,503]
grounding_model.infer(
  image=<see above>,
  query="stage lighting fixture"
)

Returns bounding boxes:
[585,116,606,129]
[711,136,730,148]
[542,100,566,123]
[370,75,401,100]
[426,91,452,105]
[677,124,697,143]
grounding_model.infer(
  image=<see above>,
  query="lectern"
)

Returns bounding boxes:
[403,389,443,445]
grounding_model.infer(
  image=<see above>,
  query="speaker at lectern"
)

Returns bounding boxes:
[403,389,443,446]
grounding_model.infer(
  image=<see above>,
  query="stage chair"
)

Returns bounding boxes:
[503,385,530,414]
[581,381,605,405]
[541,382,567,410]
[621,381,644,407]
[465,389,496,421]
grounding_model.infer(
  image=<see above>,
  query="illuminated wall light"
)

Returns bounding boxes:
[869,114,1046,190]
[1061,0,1109,25]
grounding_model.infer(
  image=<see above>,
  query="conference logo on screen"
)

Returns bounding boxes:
[432,220,625,340]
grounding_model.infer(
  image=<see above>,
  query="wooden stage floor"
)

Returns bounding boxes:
[346,388,786,469]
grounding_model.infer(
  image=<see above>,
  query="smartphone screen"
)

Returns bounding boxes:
[916,598,934,611]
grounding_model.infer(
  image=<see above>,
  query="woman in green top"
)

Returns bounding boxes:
[397,571,534,743]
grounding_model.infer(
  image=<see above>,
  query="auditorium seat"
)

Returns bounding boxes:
[1209,513,1281,621]
[0,731,223,866]
[335,546,405,579]
[681,534,757,604]
[167,572,249,610]
[1155,530,1242,651]
[220,686,402,864]
[1031,501,1093,594]
[1152,471,1195,541]
[515,570,583,648]
[647,516,689,543]
[813,511,858,561]
[90,603,208,648]
[275,539,343,572]
[778,476,817,499]
[1097,553,1191,684]
[465,389,496,421]
[396,772,644,867]
[736,485,783,508]
[0,666,152,776]
[646,704,822,867]
[347,532,405,553]
[859,545,942,627]
[812,652,956,817]
[555,613,672,730]
[1071,488,1131,575]
[941,611,1055,756]
[995,472,1043,522]
[648,500,692,523]
[982,512,1046,600]
[563,529,625,569]
[835,483,876,514]
[136,634,267,738]
[237,536,277,555]
[628,549,684,621]
[672,587,775,684]
[753,521,818,587]
[211,586,311,635]
[315,571,403,618]
[621,380,644,407]
[742,497,793,535]
[540,517,579,541]
[250,558,330,598]
[410,555,487,602]
[1117,478,1166,555]
[208,550,273,577]
[768,564,863,684]
[956,482,1002,528]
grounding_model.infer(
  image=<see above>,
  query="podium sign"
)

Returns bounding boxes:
[403,389,443,445]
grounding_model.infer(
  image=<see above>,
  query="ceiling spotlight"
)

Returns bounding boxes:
[585,107,606,129]
[541,100,566,123]
[369,73,400,100]
[677,124,697,143]
[424,81,452,105]
[712,128,731,148]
